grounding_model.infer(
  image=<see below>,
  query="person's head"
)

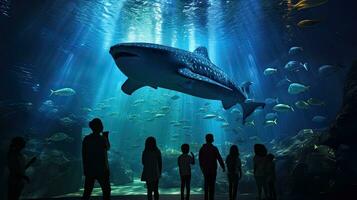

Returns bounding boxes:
[267,153,275,161]
[181,144,189,154]
[229,145,239,157]
[9,137,26,152]
[254,144,267,157]
[89,118,103,133]
[205,133,214,144]
[145,136,158,152]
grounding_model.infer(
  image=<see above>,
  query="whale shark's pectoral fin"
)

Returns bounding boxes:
[121,79,145,95]
[222,99,237,110]
[178,68,233,91]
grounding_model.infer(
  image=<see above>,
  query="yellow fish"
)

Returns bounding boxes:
[293,0,328,11]
[297,19,321,28]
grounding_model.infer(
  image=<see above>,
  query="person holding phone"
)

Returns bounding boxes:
[82,118,111,200]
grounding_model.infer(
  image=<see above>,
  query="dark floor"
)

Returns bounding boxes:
[26,194,256,200]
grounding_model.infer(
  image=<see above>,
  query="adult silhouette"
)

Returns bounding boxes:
[82,118,111,200]
[141,136,162,200]
[7,137,36,200]
[253,144,268,200]
[199,134,225,200]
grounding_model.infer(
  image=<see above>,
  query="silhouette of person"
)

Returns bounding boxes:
[199,134,225,200]
[226,145,242,200]
[178,144,195,200]
[141,137,162,200]
[82,118,111,200]
[7,137,36,200]
[253,144,268,200]
[265,153,277,200]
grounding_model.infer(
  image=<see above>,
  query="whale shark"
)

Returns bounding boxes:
[109,42,265,121]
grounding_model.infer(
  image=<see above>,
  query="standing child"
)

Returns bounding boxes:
[226,145,242,200]
[265,153,277,200]
[178,144,195,200]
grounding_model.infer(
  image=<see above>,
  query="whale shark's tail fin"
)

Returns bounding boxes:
[241,101,265,123]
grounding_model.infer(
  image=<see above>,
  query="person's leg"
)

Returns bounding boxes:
[8,179,24,200]
[228,174,233,200]
[208,173,216,200]
[263,177,268,200]
[146,181,153,200]
[153,180,159,200]
[204,174,209,200]
[255,177,262,200]
[186,175,191,200]
[181,176,185,200]
[98,175,111,200]
[232,175,238,200]
[82,176,95,200]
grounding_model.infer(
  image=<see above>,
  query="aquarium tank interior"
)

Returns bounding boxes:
[1,0,357,199]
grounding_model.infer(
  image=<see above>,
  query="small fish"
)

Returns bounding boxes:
[241,81,253,95]
[264,119,277,127]
[221,122,230,128]
[182,126,192,130]
[154,113,166,118]
[289,47,303,55]
[133,99,145,104]
[265,112,278,120]
[292,0,328,11]
[288,83,310,94]
[50,88,76,97]
[59,117,75,126]
[245,120,255,127]
[81,107,92,113]
[265,97,279,105]
[285,61,308,71]
[297,19,321,28]
[171,95,180,100]
[273,104,294,112]
[276,77,292,87]
[312,115,326,123]
[307,98,325,106]
[298,129,314,135]
[295,100,310,109]
[216,116,226,122]
[46,132,73,143]
[318,65,342,76]
[230,108,241,114]
[203,114,216,119]
[249,136,260,141]
[263,68,278,76]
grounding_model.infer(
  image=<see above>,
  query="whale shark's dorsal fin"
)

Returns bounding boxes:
[193,47,210,60]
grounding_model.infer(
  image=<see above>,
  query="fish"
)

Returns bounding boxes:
[263,68,278,76]
[133,99,145,104]
[216,116,226,122]
[285,61,308,71]
[312,115,326,122]
[171,95,180,100]
[59,117,76,126]
[276,77,292,87]
[292,0,328,11]
[50,88,76,97]
[295,100,310,109]
[298,129,314,135]
[249,136,260,141]
[154,113,166,118]
[109,42,265,121]
[182,126,192,130]
[81,107,92,113]
[318,65,342,76]
[245,120,255,127]
[221,122,230,128]
[273,104,294,112]
[264,119,277,127]
[288,83,310,94]
[203,114,216,119]
[46,132,73,143]
[230,108,241,114]
[289,47,303,55]
[307,98,325,106]
[265,97,279,105]
[297,19,321,28]
[265,112,278,120]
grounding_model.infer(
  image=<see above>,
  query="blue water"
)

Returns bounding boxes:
[1,0,356,197]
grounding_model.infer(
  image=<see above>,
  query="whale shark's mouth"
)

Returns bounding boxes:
[113,52,138,60]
